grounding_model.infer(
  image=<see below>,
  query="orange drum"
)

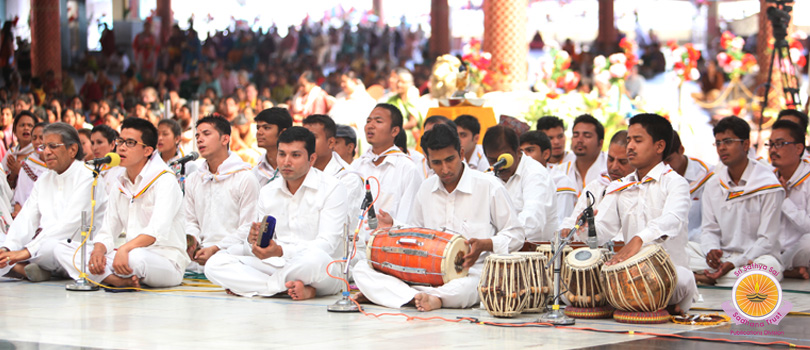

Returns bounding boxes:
[366,227,470,286]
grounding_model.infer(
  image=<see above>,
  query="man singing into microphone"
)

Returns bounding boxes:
[0,123,107,282]
[351,124,523,311]
[482,125,558,242]
[56,118,189,288]
[184,116,259,272]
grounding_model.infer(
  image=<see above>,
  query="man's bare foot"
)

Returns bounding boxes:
[784,267,810,280]
[351,292,370,304]
[225,289,240,296]
[694,272,717,285]
[103,275,141,289]
[413,293,442,312]
[666,304,684,316]
[285,280,317,300]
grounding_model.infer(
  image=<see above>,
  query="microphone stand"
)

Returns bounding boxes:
[328,222,359,312]
[66,210,99,291]
[537,229,575,325]
[179,161,187,195]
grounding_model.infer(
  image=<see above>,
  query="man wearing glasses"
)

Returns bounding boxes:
[0,123,107,282]
[769,120,810,280]
[57,118,189,288]
[689,116,785,286]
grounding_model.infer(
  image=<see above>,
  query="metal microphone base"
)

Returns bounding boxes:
[327,292,359,313]
[66,278,99,292]
[538,307,575,325]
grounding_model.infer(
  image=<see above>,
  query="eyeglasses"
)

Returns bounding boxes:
[114,138,148,148]
[764,141,800,149]
[712,138,746,147]
[36,143,65,152]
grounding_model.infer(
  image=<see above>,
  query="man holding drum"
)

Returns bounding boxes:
[566,114,697,314]
[352,124,523,311]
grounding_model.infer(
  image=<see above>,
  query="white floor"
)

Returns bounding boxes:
[4,275,802,350]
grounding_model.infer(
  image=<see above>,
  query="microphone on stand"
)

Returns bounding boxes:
[87,153,121,167]
[361,180,378,229]
[169,152,200,166]
[584,191,598,250]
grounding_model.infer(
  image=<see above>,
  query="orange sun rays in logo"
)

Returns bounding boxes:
[735,273,779,318]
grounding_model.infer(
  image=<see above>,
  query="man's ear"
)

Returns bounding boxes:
[309,152,318,166]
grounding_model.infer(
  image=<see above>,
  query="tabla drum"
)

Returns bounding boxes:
[511,252,549,313]
[478,254,529,318]
[366,227,469,286]
[562,247,613,318]
[600,244,677,324]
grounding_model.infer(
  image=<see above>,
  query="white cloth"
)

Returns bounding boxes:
[551,151,608,195]
[252,153,280,187]
[352,163,524,309]
[0,239,66,278]
[561,173,611,230]
[94,153,190,276]
[546,151,576,170]
[185,152,259,250]
[56,241,184,287]
[779,159,810,270]
[505,156,558,242]
[408,150,433,180]
[467,144,490,171]
[551,167,579,228]
[323,151,364,242]
[329,90,375,154]
[698,158,784,269]
[1,143,33,175]
[682,156,714,242]
[99,166,125,195]
[0,174,12,238]
[688,242,783,287]
[204,166,347,297]
[12,153,47,207]
[594,162,695,309]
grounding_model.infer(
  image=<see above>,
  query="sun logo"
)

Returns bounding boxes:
[733,271,781,320]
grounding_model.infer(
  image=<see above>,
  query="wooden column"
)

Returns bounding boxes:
[483,0,528,91]
[596,0,617,54]
[30,0,61,81]
[429,0,450,60]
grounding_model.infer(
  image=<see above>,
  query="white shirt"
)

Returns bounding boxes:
[780,159,810,250]
[252,153,280,187]
[682,156,714,241]
[467,144,490,171]
[3,161,108,257]
[407,149,432,180]
[700,158,784,267]
[561,173,611,229]
[99,166,125,195]
[323,151,364,232]
[329,89,375,153]
[408,163,524,259]
[0,174,12,237]
[96,154,190,270]
[552,151,608,195]
[546,151,576,170]
[504,156,558,242]
[185,152,259,249]
[595,162,691,267]
[256,167,348,258]
[12,153,47,207]
[551,169,579,228]
[353,146,422,225]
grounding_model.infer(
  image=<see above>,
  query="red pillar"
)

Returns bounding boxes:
[156,0,171,45]
[596,0,616,53]
[707,1,720,53]
[430,0,450,60]
[30,0,61,81]
[483,0,528,91]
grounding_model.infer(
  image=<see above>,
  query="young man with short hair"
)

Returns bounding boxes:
[664,131,714,242]
[184,116,259,272]
[58,118,189,288]
[536,116,575,168]
[520,130,578,226]
[690,116,784,286]
[205,127,346,299]
[253,107,293,186]
[334,124,357,165]
[454,114,489,171]
[483,125,558,242]
[551,114,607,195]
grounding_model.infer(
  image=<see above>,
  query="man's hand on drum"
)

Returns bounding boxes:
[605,236,642,266]
[463,238,493,268]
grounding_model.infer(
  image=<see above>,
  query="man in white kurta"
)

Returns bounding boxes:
[519,130,578,227]
[0,123,107,281]
[204,127,347,298]
[11,124,47,212]
[252,108,293,187]
[771,121,809,279]
[552,151,608,196]
[664,133,714,242]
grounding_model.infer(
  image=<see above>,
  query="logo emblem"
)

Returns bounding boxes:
[722,267,792,326]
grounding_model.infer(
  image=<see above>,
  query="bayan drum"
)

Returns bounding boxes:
[366,227,469,286]
[478,254,529,318]
[562,247,613,318]
[600,244,677,324]
[511,252,549,313]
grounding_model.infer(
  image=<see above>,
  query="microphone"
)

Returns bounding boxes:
[87,152,121,167]
[169,152,200,166]
[361,180,378,229]
[489,153,515,172]
[584,191,598,249]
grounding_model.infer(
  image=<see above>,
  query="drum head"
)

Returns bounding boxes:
[566,248,604,268]
[536,244,552,253]
[602,244,661,272]
[441,235,471,283]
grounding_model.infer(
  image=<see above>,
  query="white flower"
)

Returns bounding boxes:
[793,31,808,41]
[731,37,744,51]
[595,70,611,85]
[556,50,570,61]
[609,53,626,65]
[593,55,607,71]
[790,48,802,64]
[730,60,742,70]
[482,52,492,60]
[609,63,627,78]
[717,52,728,64]
[689,67,701,81]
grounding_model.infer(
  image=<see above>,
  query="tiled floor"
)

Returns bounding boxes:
[2,276,808,349]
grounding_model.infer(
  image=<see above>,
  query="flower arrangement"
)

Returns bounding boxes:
[716,31,757,80]
[461,38,506,93]
[667,41,701,82]
[536,45,581,93]
[593,38,638,86]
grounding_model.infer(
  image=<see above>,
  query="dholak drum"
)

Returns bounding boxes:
[563,248,613,318]
[367,227,469,286]
[478,255,529,318]
[600,244,677,324]
[511,252,549,313]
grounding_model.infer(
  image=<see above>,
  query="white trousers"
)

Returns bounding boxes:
[671,266,697,312]
[351,259,481,309]
[55,242,184,288]
[781,235,810,270]
[687,242,783,286]
[204,247,342,297]
[0,239,66,278]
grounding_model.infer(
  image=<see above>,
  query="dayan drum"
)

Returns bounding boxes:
[563,247,613,318]
[600,244,677,324]
[478,254,530,318]
[366,227,469,286]
[511,252,549,313]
